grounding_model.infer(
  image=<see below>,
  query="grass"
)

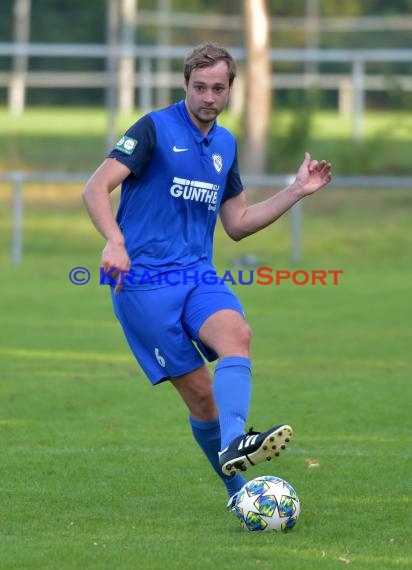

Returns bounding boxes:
[0,108,411,568]
[1,106,412,174]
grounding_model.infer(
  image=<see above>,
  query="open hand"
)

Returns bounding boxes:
[294,152,332,195]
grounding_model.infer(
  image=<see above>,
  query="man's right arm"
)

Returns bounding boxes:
[83,114,156,289]
[82,157,132,281]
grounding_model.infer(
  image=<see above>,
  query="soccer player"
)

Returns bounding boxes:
[82,42,332,509]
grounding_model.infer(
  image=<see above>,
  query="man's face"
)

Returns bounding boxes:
[184,60,231,132]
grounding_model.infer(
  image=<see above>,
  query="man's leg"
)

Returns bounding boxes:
[199,310,293,476]
[112,286,246,500]
[171,366,247,498]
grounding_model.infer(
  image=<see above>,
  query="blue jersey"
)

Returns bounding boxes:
[108,100,243,283]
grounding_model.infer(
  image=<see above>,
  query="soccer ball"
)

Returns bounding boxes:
[234,475,300,532]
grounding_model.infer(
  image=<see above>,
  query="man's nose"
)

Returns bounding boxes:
[203,89,214,102]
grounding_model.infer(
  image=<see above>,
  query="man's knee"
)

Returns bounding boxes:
[235,321,252,349]
[199,310,252,356]
[217,319,252,354]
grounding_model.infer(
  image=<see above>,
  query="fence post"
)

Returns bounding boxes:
[119,0,137,114]
[290,199,302,264]
[353,58,365,141]
[106,0,119,152]
[156,0,172,108]
[139,57,152,113]
[9,0,31,116]
[11,173,23,264]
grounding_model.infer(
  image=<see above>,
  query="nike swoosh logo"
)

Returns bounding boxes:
[173,146,189,153]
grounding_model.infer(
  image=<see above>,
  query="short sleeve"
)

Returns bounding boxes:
[221,147,244,203]
[108,114,156,178]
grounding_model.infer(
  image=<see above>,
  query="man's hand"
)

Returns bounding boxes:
[101,239,131,293]
[292,152,332,196]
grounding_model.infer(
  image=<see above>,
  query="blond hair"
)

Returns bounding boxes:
[183,42,236,86]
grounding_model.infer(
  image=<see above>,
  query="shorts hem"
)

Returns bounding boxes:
[151,361,207,386]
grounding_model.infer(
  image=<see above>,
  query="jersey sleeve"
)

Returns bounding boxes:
[107,114,156,178]
[221,146,244,203]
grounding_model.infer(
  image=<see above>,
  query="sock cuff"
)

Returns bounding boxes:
[189,416,220,430]
[215,356,251,372]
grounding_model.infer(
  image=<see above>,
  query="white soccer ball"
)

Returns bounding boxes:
[234,475,300,532]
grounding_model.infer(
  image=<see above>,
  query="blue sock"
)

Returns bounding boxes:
[213,356,252,450]
[189,416,247,497]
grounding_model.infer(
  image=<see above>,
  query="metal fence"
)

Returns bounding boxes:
[2,43,412,143]
[2,171,411,265]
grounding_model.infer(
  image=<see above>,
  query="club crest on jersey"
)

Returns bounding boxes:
[115,135,138,155]
[212,153,223,173]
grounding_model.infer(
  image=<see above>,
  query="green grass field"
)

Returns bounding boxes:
[0,108,411,569]
[1,106,412,174]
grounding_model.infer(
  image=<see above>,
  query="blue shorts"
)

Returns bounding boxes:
[111,273,244,385]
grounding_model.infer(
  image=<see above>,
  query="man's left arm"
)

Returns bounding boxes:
[219,152,332,241]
